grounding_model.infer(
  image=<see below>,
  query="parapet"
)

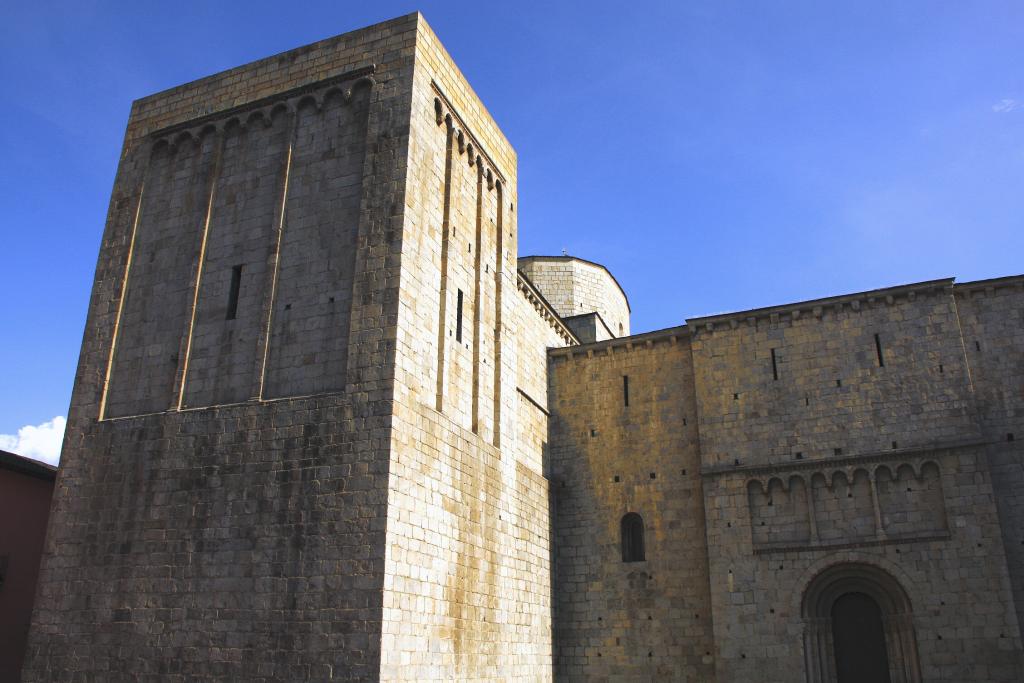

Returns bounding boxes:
[517,255,630,337]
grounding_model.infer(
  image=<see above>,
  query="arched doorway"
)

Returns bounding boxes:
[802,563,921,683]
[832,592,891,682]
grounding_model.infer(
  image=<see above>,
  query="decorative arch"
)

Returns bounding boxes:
[295,93,320,112]
[244,109,267,128]
[345,74,375,101]
[321,86,348,107]
[801,562,921,683]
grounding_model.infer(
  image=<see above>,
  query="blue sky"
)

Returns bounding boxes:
[1,1,1022,460]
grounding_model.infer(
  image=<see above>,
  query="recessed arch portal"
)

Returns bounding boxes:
[801,562,921,683]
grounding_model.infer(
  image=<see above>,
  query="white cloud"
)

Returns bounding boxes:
[0,416,66,466]
[992,98,1021,113]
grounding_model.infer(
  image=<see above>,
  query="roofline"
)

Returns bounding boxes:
[516,270,580,345]
[132,12,419,108]
[0,449,57,481]
[544,272,1023,353]
[549,324,689,358]
[517,255,631,313]
[953,273,1024,292]
[686,278,955,328]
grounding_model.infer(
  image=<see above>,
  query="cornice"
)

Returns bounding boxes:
[516,387,550,417]
[687,278,955,336]
[516,271,578,346]
[548,324,689,360]
[700,438,988,481]
[432,81,507,188]
[752,532,951,556]
[953,273,1024,295]
[142,65,377,146]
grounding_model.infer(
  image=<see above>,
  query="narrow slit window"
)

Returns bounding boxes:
[621,513,645,562]
[456,289,464,342]
[623,375,630,407]
[771,348,778,380]
[874,333,885,367]
[226,265,243,320]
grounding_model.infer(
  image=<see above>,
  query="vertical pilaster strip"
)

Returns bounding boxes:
[98,159,149,421]
[255,108,298,400]
[175,130,226,410]
[434,121,455,411]
[869,470,885,539]
[807,478,820,543]
[471,160,484,434]
[492,182,504,447]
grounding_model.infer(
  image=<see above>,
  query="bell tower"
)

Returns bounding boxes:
[25,14,571,682]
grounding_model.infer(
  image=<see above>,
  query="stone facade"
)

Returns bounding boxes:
[519,256,631,339]
[550,276,1024,683]
[685,280,1023,683]
[24,12,1024,682]
[25,14,418,682]
[548,329,717,681]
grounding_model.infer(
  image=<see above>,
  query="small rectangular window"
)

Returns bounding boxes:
[226,265,243,320]
[770,348,778,380]
[456,289,464,342]
[623,375,630,407]
[874,333,885,367]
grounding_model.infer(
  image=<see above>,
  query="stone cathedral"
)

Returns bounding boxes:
[22,13,1024,683]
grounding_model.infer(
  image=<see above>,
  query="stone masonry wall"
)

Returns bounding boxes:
[512,275,576,475]
[955,277,1024,634]
[179,112,291,408]
[519,256,630,338]
[548,329,717,681]
[701,447,1022,682]
[562,312,615,344]
[689,280,982,469]
[544,275,1024,681]
[22,7,1024,681]
[378,15,573,681]
[691,284,1023,682]
[24,14,418,681]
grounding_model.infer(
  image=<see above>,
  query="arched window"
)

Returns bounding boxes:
[621,513,645,562]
